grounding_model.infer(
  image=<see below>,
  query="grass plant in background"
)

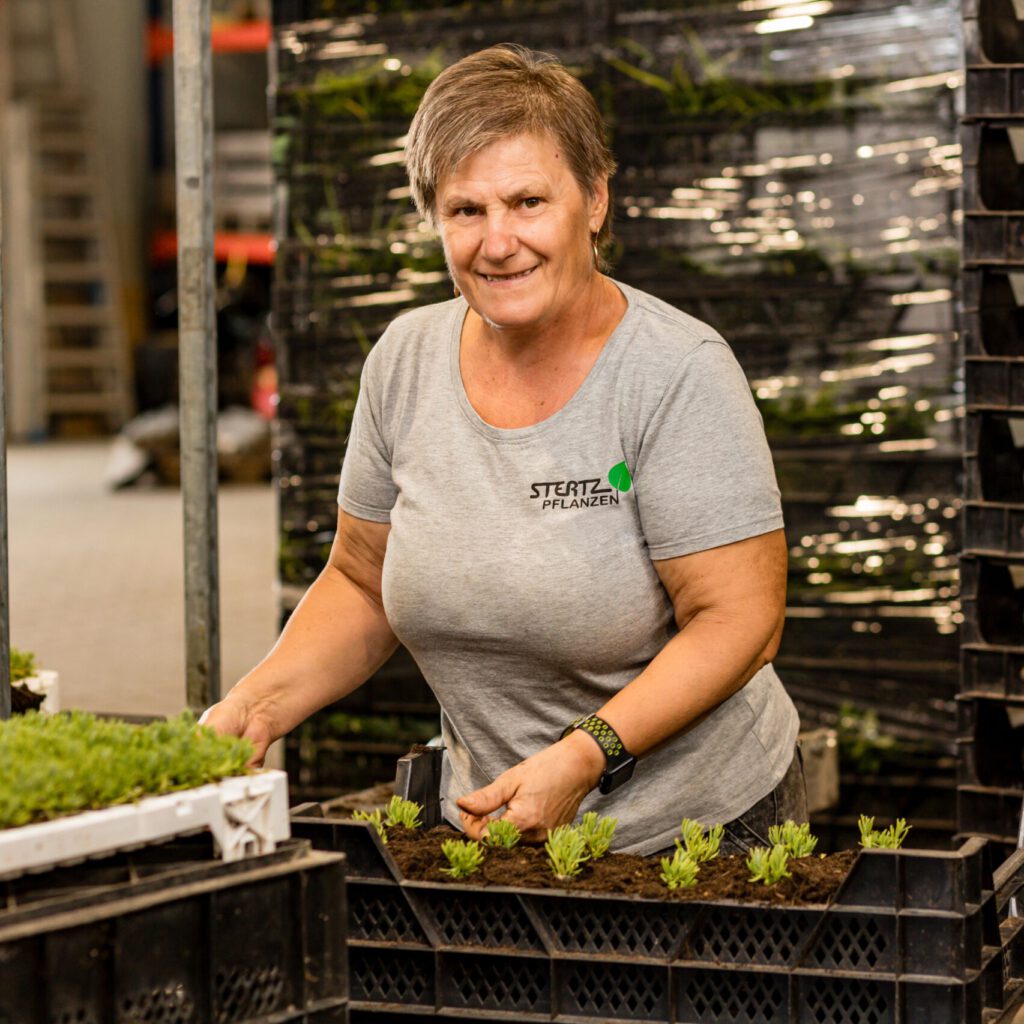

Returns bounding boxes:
[484,819,521,849]
[546,824,590,882]
[769,820,818,858]
[383,795,423,829]
[441,839,484,879]
[858,815,911,849]
[0,712,251,830]
[677,818,724,863]
[660,847,700,890]
[9,647,36,683]
[352,808,388,843]
[578,812,616,860]
[747,844,792,886]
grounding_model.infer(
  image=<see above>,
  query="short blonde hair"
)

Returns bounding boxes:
[405,44,617,256]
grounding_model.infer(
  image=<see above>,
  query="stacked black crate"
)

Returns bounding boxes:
[958,0,1024,854]
[607,2,963,846]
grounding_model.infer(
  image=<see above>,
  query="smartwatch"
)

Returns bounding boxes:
[560,714,637,795]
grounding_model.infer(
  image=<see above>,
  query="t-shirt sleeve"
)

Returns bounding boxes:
[336,343,397,523]
[634,339,784,560]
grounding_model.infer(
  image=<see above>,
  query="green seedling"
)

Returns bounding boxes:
[768,820,818,858]
[578,812,617,860]
[678,818,724,863]
[383,795,423,829]
[0,711,251,830]
[858,814,911,849]
[545,824,590,881]
[747,844,792,885]
[353,808,387,844]
[441,839,484,879]
[659,847,699,890]
[484,819,521,849]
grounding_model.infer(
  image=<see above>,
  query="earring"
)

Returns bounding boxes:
[592,239,601,267]
[453,283,461,298]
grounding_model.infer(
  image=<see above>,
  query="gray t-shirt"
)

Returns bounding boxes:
[338,279,799,854]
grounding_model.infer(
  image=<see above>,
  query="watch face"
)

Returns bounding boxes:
[599,756,637,795]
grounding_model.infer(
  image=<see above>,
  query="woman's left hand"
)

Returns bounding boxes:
[456,730,606,842]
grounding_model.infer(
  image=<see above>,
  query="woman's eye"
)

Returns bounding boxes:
[456,206,478,217]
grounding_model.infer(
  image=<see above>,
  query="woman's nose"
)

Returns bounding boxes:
[480,213,517,262]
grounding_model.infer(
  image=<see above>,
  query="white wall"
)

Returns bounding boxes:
[71,0,148,342]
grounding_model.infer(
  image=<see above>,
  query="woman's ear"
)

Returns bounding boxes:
[589,175,610,234]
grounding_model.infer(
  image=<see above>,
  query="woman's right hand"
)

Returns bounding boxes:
[199,696,276,768]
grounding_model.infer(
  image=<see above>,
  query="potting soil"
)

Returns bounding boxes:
[383,824,856,905]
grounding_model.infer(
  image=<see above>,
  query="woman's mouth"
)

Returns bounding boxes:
[479,267,536,284]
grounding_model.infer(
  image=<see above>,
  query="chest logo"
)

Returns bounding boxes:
[529,461,633,510]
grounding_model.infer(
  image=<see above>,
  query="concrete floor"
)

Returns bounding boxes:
[7,441,278,718]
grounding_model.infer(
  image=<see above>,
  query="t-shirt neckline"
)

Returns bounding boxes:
[448,278,637,443]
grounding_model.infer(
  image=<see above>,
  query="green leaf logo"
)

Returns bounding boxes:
[608,461,632,493]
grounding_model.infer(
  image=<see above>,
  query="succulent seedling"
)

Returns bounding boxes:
[545,824,590,881]
[747,844,792,885]
[578,811,617,860]
[660,847,699,890]
[484,819,521,849]
[768,820,818,858]
[441,838,485,879]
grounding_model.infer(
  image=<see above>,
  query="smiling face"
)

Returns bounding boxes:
[436,132,608,336]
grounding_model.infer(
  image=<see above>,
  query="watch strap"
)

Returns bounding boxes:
[574,714,627,760]
[560,714,637,794]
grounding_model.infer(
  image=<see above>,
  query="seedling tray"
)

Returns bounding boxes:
[0,837,347,1024]
[292,814,1024,1023]
[0,769,290,880]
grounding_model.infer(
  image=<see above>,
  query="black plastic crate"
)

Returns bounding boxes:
[965,68,1024,120]
[0,839,347,1024]
[964,411,1024,502]
[964,501,1024,555]
[291,814,1024,1023]
[964,0,1024,65]
[961,267,1024,357]
[967,355,1024,408]
[962,122,1024,213]
[962,641,1024,698]
[959,781,1024,842]
[964,211,1024,264]
[957,694,1024,788]
[960,554,1024,646]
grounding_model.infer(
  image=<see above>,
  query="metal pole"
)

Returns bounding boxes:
[172,0,220,710]
[0,150,10,721]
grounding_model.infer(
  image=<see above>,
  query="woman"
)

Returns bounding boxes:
[204,44,806,855]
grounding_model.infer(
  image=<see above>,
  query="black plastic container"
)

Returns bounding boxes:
[966,356,1024,409]
[961,267,1024,357]
[962,122,1024,213]
[965,69,1024,120]
[0,838,348,1024]
[964,212,1024,264]
[960,554,1024,647]
[958,694,1024,788]
[964,412,1024,502]
[964,501,1024,556]
[962,642,1024,699]
[963,0,1024,65]
[959,782,1024,844]
[292,812,1024,1024]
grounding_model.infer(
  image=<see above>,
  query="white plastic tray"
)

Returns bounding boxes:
[19,669,60,714]
[0,769,290,879]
